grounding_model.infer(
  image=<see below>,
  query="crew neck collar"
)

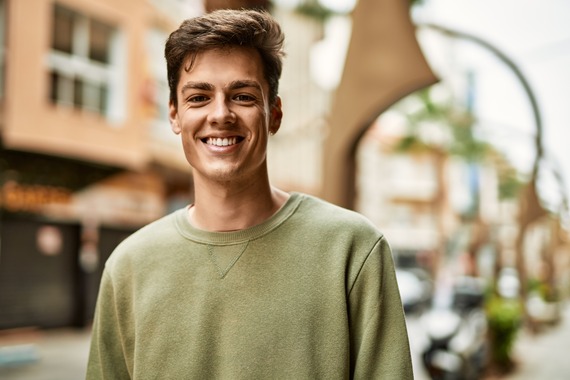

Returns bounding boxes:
[175,192,303,245]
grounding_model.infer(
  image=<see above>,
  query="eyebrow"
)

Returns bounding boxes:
[226,80,262,92]
[179,80,262,94]
[180,81,213,93]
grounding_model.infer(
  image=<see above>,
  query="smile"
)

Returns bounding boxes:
[204,137,242,147]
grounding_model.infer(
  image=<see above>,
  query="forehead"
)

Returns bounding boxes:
[180,47,267,87]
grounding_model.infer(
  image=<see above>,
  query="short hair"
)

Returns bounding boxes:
[165,9,285,106]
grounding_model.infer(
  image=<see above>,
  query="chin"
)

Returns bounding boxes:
[205,167,244,182]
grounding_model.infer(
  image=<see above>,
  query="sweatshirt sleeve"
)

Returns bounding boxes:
[348,236,414,379]
[86,270,132,380]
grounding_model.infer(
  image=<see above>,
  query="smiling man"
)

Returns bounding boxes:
[86,9,413,380]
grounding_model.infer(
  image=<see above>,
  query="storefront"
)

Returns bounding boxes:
[0,149,159,329]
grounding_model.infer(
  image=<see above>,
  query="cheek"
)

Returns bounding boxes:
[177,119,199,149]
[181,137,199,163]
[249,106,270,130]
[181,127,199,148]
[178,113,202,135]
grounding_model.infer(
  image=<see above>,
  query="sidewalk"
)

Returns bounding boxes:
[0,327,91,380]
[501,302,570,380]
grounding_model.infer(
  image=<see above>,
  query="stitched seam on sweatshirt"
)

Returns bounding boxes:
[206,241,250,278]
[347,237,385,339]
[347,236,384,297]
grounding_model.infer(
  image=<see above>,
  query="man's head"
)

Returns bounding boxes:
[165,9,285,108]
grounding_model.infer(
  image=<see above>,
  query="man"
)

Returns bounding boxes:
[87,9,413,379]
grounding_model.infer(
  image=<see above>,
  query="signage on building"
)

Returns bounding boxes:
[0,181,72,213]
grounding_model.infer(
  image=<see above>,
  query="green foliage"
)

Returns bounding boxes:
[393,135,429,153]
[527,277,542,294]
[528,277,558,302]
[295,0,422,22]
[395,87,491,162]
[447,113,488,161]
[295,0,336,22]
[485,295,523,370]
[498,165,523,200]
[392,86,526,204]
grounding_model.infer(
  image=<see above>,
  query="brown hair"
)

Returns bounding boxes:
[165,9,285,106]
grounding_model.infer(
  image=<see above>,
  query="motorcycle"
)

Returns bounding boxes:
[421,276,488,380]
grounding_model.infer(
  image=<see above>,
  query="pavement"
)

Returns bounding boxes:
[0,327,91,380]
[500,302,570,380]
[0,303,569,379]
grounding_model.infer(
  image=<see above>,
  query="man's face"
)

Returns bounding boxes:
[169,47,282,186]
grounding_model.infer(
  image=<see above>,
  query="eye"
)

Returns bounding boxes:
[187,95,209,103]
[234,94,256,103]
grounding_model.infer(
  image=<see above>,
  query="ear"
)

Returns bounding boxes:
[169,100,181,134]
[269,97,283,135]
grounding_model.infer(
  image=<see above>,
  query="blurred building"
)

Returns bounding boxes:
[356,117,501,274]
[0,0,200,330]
[267,7,329,195]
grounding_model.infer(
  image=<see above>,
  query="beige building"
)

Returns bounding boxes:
[355,108,501,275]
[0,0,201,226]
[0,0,204,330]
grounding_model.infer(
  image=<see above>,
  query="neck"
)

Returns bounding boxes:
[189,178,289,232]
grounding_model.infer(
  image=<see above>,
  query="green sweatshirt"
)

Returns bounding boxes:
[87,193,413,379]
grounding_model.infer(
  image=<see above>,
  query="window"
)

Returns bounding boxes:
[48,4,123,120]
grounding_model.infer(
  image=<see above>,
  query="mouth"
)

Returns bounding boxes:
[202,136,244,147]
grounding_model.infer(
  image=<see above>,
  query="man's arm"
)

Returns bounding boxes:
[348,237,414,379]
[86,271,131,380]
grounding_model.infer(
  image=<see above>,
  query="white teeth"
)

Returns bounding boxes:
[207,137,237,147]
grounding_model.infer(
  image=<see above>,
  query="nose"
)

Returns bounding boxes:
[208,97,236,125]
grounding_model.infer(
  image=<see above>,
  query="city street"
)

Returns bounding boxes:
[407,302,570,380]
[0,303,569,379]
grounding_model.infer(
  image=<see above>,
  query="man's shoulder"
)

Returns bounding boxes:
[295,193,382,237]
[105,209,182,267]
[125,209,180,243]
